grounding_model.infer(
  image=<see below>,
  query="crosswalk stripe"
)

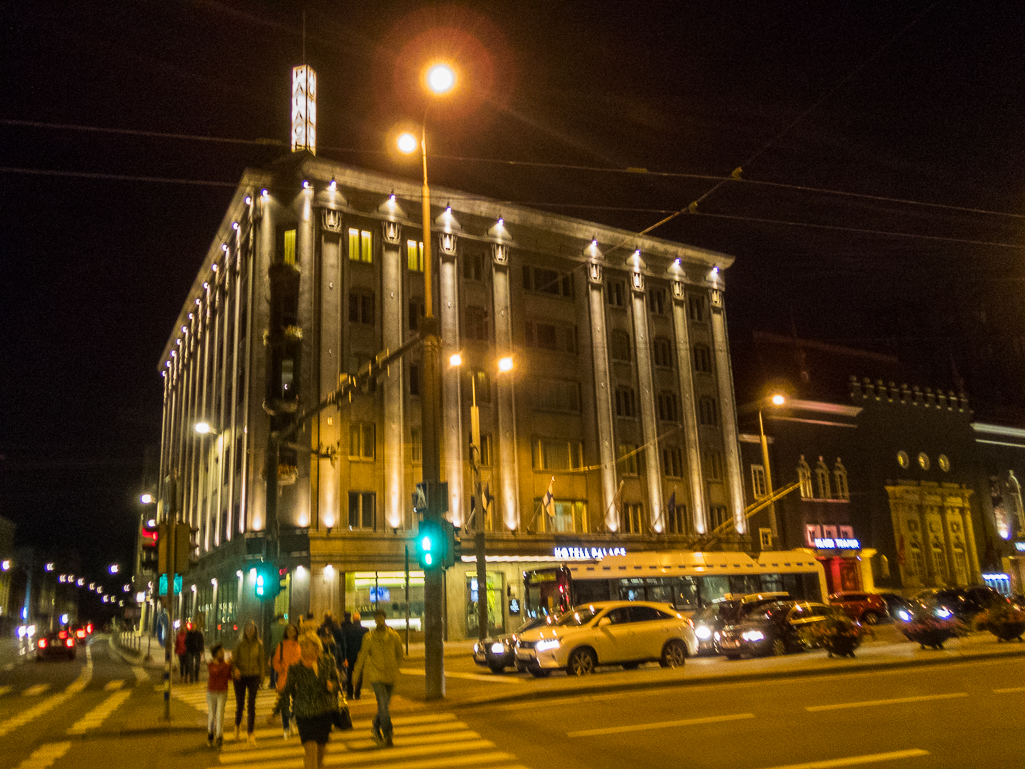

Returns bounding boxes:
[235,740,504,769]
[67,690,133,735]
[13,741,72,769]
[220,714,461,748]
[0,686,12,697]
[103,680,124,691]
[219,731,482,764]
[22,684,49,697]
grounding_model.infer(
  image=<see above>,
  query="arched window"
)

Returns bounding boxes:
[833,459,849,501]
[797,456,813,499]
[814,457,831,500]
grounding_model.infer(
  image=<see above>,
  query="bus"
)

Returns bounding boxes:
[522,550,828,619]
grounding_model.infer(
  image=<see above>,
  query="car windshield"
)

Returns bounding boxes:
[557,607,601,626]
[516,617,552,634]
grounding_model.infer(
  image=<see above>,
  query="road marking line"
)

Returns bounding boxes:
[399,668,524,684]
[993,686,1025,693]
[806,693,967,712]
[132,666,149,682]
[220,718,467,752]
[756,748,930,769]
[13,741,72,769]
[219,731,482,764]
[568,712,755,738]
[0,685,11,697]
[22,684,50,697]
[104,680,124,691]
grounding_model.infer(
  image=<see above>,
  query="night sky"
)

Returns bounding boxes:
[3,1,1025,583]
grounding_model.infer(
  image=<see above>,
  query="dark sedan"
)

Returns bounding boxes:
[473,616,555,673]
[911,586,1008,621]
[36,628,78,660]
[719,601,831,658]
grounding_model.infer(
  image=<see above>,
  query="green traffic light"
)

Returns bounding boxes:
[421,535,432,551]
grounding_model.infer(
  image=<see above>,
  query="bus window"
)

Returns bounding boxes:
[575,579,612,605]
[673,577,699,611]
[698,576,730,605]
[618,579,645,602]
[647,578,675,605]
[729,575,762,596]
[760,574,785,593]
[802,573,823,602]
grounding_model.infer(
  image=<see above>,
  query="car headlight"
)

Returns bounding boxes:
[695,625,712,640]
[741,630,765,642]
[491,642,506,654]
[535,638,561,652]
[898,609,912,622]
[473,642,481,654]
[935,607,953,619]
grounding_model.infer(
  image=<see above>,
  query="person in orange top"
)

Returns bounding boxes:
[206,643,232,748]
[175,624,188,681]
[271,622,301,739]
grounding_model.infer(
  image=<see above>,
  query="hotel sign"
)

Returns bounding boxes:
[291,65,316,154]
[553,546,627,560]
[813,538,860,550]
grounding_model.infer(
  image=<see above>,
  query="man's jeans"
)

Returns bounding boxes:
[371,682,394,737]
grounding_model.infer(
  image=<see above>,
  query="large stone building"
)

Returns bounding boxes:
[151,69,750,642]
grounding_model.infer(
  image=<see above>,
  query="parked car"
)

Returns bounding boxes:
[911,586,1008,621]
[514,601,698,676]
[719,601,833,658]
[691,592,791,654]
[829,592,889,624]
[36,628,77,661]
[473,615,557,673]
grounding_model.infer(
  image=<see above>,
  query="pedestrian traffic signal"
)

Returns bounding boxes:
[416,520,444,570]
[254,562,282,600]
[140,519,159,572]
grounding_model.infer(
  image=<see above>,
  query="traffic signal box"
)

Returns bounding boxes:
[254,562,284,600]
[140,519,160,571]
[414,481,457,570]
[157,522,193,575]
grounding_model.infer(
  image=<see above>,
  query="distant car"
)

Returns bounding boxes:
[875,592,912,621]
[829,592,888,624]
[473,616,557,673]
[691,593,791,654]
[912,586,1008,621]
[36,628,77,660]
[719,601,832,658]
[515,601,698,676]
[71,624,89,641]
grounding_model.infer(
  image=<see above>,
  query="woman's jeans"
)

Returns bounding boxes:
[233,676,260,733]
[207,691,227,739]
[371,682,394,738]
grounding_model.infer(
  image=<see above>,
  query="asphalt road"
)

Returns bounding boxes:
[460,656,1025,769]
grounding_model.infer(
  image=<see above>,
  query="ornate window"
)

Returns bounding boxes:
[656,391,678,422]
[814,457,831,500]
[611,330,631,362]
[617,444,639,475]
[692,344,712,373]
[833,459,849,500]
[752,464,767,498]
[348,228,373,263]
[615,386,637,418]
[652,336,673,367]
[797,456,813,498]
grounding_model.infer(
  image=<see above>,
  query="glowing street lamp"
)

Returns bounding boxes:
[194,421,218,436]
[140,493,154,504]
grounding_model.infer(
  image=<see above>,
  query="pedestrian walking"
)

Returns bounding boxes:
[231,620,266,745]
[318,612,338,662]
[341,611,367,700]
[353,610,403,747]
[269,632,343,769]
[206,643,231,748]
[175,625,188,681]
[271,622,301,739]
[186,617,205,683]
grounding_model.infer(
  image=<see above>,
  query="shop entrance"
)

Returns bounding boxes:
[466,572,504,637]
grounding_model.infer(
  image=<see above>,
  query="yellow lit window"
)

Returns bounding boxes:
[283,229,296,266]
[407,240,424,272]
[348,228,373,263]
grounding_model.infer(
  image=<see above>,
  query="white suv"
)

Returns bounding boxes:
[514,601,698,676]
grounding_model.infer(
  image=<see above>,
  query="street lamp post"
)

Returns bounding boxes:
[758,393,786,547]
[398,62,455,702]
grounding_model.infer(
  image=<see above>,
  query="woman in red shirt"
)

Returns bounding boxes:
[271,623,301,738]
[206,643,232,748]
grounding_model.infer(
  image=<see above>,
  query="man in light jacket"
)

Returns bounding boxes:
[353,610,403,746]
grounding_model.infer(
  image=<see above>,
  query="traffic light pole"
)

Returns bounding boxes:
[162,478,178,722]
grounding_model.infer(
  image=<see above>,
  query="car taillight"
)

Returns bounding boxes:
[687,618,694,628]
[67,638,75,647]
[38,639,47,649]
[77,629,86,638]
[58,631,68,639]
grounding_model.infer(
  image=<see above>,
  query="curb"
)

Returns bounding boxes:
[442,643,1025,710]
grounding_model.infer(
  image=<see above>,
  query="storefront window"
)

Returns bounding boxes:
[353,571,425,632]
[466,572,504,636]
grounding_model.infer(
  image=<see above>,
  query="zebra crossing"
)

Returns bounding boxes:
[166,685,531,769]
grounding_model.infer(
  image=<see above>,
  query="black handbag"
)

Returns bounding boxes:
[331,701,353,731]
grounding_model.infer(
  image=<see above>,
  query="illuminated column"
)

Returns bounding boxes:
[199,286,213,552]
[438,223,464,526]
[627,253,664,532]
[670,275,707,533]
[491,244,520,530]
[291,66,316,155]
[225,239,242,539]
[213,258,229,546]
[707,285,745,534]
[380,217,405,529]
[584,246,619,532]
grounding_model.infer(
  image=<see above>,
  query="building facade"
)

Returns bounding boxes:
[152,151,749,642]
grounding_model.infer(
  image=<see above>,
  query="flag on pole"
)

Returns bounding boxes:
[543,477,555,518]
[605,480,624,531]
